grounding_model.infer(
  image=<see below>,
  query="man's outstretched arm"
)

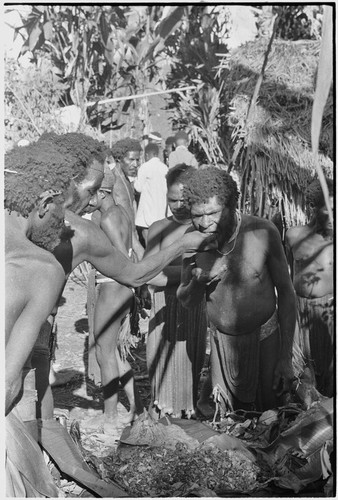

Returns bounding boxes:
[75,218,216,288]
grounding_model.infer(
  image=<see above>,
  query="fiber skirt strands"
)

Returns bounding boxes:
[147,287,207,417]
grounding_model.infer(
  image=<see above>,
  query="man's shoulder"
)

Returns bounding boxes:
[243,214,282,241]
[243,214,272,230]
[101,205,127,227]
[148,217,175,236]
[285,224,309,243]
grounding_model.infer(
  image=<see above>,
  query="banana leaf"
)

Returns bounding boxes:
[39,418,128,497]
[6,410,60,497]
[257,398,333,492]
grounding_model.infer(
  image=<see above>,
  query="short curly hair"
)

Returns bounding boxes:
[184,167,239,210]
[5,132,109,217]
[166,163,195,188]
[110,138,141,161]
[305,178,334,208]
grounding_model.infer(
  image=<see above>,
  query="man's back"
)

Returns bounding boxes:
[135,157,168,228]
[5,216,65,411]
[168,146,198,169]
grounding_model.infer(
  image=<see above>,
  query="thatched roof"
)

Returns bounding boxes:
[221,38,333,224]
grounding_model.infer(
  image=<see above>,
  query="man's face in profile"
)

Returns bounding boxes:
[64,159,104,215]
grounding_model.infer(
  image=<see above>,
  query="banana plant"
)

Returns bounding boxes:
[9,5,190,135]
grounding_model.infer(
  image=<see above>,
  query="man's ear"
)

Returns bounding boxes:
[37,190,61,218]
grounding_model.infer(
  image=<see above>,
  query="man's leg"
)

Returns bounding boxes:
[94,283,134,424]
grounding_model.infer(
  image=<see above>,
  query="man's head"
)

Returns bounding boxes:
[184,167,239,237]
[144,143,160,162]
[5,132,108,250]
[174,131,190,148]
[110,138,141,179]
[305,178,334,231]
[166,163,195,222]
[165,136,175,153]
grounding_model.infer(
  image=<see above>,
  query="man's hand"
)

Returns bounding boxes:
[192,265,227,285]
[272,357,294,397]
[182,227,217,252]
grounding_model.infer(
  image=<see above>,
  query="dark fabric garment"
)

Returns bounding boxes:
[210,327,260,409]
[147,287,207,416]
[210,311,280,412]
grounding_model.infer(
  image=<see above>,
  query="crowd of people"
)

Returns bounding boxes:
[5,129,334,495]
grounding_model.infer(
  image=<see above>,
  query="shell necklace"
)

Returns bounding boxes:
[216,211,242,257]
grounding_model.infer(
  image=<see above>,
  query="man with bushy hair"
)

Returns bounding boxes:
[5,133,216,494]
[5,132,215,417]
[178,167,297,413]
[285,178,334,397]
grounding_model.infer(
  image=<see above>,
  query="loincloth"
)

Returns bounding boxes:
[210,310,279,406]
[293,293,333,395]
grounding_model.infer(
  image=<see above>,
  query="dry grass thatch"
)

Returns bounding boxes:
[220,38,333,225]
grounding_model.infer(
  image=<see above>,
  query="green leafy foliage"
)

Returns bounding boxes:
[10,5,188,139]
[4,56,68,147]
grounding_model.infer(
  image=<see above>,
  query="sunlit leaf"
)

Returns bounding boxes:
[43,21,53,40]
[29,24,43,50]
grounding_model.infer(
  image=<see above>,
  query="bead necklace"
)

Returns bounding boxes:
[216,212,242,257]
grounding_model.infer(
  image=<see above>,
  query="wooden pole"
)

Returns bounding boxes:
[86,86,196,107]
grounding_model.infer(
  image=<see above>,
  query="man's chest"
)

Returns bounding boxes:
[195,245,267,284]
[294,237,333,267]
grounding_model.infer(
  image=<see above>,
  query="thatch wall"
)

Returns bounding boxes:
[222,38,333,226]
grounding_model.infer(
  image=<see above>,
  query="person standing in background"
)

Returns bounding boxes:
[134,143,168,246]
[285,178,334,397]
[168,131,198,169]
[145,164,208,419]
[164,136,176,166]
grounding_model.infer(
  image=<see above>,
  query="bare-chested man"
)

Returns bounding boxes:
[285,178,334,397]
[177,167,297,412]
[84,185,142,432]
[5,213,64,496]
[145,164,207,418]
[5,133,215,417]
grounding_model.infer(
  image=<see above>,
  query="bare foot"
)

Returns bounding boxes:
[120,411,138,424]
